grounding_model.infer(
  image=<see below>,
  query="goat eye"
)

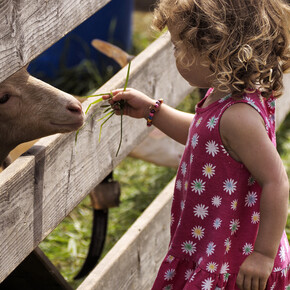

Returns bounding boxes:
[0,94,10,104]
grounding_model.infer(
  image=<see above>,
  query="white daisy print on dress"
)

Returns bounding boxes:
[189,272,197,282]
[213,218,222,230]
[197,257,203,266]
[212,196,222,207]
[229,219,240,235]
[191,179,206,195]
[223,273,230,282]
[164,269,176,281]
[281,268,287,277]
[242,243,253,255]
[270,282,276,290]
[245,97,261,112]
[248,176,256,186]
[180,200,185,211]
[269,282,276,290]
[245,191,257,207]
[205,140,220,157]
[224,238,231,254]
[221,144,229,156]
[190,153,194,164]
[177,218,181,228]
[268,99,275,110]
[201,277,214,290]
[202,163,216,179]
[206,116,218,131]
[196,117,203,127]
[192,225,205,240]
[206,241,216,256]
[231,199,238,210]
[184,180,188,191]
[193,204,209,220]
[185,269,194,281]
[251,212,260,224]
[206,262,218,273]
[220,262,230,274]
[176,179,182,191]
[279,245,286,262]
[223,179,237,195]
[181,162,187,176]
[219,94,231,102]
[181,241,197,256]
[191,133,199,149]
[166,255,175,263]
[163,284,173,290]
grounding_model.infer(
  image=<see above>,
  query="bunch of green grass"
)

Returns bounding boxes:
[76,62,131,157]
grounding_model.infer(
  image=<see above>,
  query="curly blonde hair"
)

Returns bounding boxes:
[152,0,290,98]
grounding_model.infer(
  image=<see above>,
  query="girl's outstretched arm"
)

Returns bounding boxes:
[103,88,194,145]
[220,103,289,290]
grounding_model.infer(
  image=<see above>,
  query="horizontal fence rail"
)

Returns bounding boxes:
[0,32,193,282]
[0,0,110,83]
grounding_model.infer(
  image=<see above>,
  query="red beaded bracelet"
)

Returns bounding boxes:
[146,99,163,127]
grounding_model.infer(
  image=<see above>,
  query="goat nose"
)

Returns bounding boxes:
[67,101,82,114]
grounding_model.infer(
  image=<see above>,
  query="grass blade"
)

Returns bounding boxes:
[99,112,115,142]
[85,97,105,114]
[116,109,123,157]
[123,61,131,91]
[97,110,114,122]
[84,93,111,98]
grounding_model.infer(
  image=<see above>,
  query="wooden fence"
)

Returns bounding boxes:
[0,0,290,288]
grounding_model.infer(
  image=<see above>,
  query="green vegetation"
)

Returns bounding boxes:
[277,113,290,240]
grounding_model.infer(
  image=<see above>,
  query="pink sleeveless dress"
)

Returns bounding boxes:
[151,89,290,290]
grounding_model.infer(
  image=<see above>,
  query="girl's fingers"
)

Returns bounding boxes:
[102,88,130,100]
[236,272,244,289]
[243,275,251,290]
[251,276,259,290]
[259,278,267,290]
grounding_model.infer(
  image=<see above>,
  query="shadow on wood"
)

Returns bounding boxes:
[0,247,72,290]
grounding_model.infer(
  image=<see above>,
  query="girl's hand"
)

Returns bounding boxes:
[236,251,274,290]
[102,88,155,119]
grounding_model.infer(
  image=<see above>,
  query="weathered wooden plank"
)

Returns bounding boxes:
[0,32,193,282]
[0,0,110,83]
[77,178,175,290]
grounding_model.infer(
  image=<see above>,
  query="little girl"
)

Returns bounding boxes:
[103,0,290,289]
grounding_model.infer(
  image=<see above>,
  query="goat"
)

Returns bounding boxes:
[0,66,84,167]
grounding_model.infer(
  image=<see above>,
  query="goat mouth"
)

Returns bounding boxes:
[50,120,84,130]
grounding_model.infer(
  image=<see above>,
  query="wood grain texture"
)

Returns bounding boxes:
[0,0,110,83]
[77,178,175,290]
[0,32,193,282]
